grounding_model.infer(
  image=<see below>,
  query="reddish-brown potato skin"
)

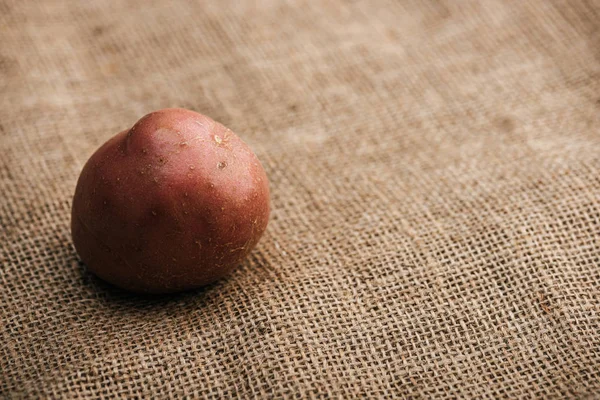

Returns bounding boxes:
[71,108,270,293]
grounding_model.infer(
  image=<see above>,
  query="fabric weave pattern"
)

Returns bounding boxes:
[1,0,599,398]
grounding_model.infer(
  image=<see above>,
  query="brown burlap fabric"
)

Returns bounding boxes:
[2,0,600,398]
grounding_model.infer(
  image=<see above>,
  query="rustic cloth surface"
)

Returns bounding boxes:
[2,0,600,398]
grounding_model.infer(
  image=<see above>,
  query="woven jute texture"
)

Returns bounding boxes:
[2,0,600,398]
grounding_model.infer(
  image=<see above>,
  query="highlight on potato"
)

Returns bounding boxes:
[71,108,270,293]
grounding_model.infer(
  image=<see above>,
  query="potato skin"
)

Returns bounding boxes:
[71,108,270,293]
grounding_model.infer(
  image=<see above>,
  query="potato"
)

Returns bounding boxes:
[71,108,270,293]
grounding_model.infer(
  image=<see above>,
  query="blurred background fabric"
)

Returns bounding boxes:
[1,0,599,398]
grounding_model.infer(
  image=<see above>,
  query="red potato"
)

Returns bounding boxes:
[71,108,270,293]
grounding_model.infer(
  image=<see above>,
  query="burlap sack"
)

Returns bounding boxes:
[2,0,599,398]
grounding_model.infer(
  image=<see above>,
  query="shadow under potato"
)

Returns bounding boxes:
[76,259,221,308]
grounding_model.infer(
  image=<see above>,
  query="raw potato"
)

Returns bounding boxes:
[71,108,270,293]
